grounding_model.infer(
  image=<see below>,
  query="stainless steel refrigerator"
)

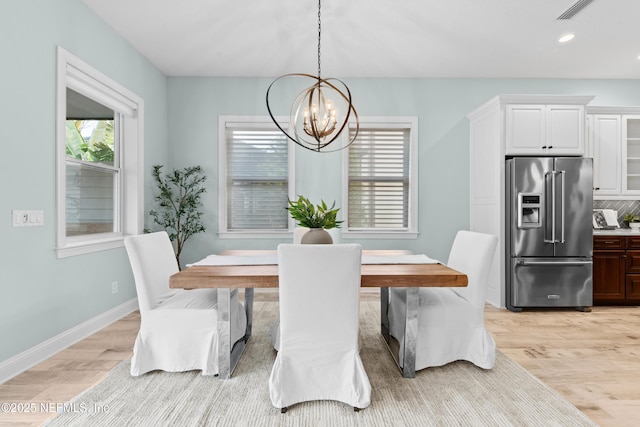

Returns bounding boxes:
[505,157,593,312]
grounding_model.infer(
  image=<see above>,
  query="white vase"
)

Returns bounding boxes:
[301,228,333,244]
[630,222,640,232]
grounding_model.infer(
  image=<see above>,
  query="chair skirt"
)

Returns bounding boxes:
[131,289,247,376]
[388,287,495,371]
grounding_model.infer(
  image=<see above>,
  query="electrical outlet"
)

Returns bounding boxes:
[12,210,44,227]
[111,281,118,294]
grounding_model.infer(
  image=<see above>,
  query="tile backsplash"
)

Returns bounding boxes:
[593,200,640,227]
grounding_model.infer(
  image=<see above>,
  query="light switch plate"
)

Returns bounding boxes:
[12,210,44,227]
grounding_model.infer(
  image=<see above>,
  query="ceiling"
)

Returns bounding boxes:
[82,0,640,79]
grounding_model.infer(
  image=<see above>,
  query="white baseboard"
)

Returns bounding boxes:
[0,298,139,384]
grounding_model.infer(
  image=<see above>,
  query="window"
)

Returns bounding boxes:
[218,116,294,238]
[343,117,418,238]
[56,47,143,258]
[65,90,118,237]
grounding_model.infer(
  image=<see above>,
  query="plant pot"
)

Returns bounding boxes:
[301,228,333,244]
[630,222,640,232]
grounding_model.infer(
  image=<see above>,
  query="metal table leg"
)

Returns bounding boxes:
[217,288,232,379]
[244,288,254,336]
[402,287,419,378]
[217,288,254,379]
[381,287,418,378]
[380,287,390,337]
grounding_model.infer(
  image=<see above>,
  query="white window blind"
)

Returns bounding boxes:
[225,126,289,230]
[348,127,410,230]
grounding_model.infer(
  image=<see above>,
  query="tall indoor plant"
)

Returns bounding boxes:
[286,195,342,244]
[149,165,207,268]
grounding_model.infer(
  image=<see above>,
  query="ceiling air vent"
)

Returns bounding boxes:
[557,0,595,19]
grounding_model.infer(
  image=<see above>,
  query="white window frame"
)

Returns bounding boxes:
[341,116,419,239]
[56,47,144,258]
[218,116,295,239]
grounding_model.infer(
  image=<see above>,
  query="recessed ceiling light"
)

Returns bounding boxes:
[558,33,575,43]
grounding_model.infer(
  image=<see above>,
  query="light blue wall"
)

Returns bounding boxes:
[2,0,640,369]
[167,77,640,266]
[0,0,168,363]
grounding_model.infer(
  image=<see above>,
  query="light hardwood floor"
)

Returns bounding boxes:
[485,303,640,427]
[1,291,639,426]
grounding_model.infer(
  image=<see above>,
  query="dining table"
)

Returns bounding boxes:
[169,249,468,379]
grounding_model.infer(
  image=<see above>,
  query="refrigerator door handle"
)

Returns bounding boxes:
[543,170,565,244]
[543,171,556,243]
[559,170,566,244]
[516,260,592,266]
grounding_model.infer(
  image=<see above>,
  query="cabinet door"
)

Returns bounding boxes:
[626,275,640,300]
[593,250,626,301]
[546,105,585,155]
[622,115,640,194]
[505,105,545,155]
[590,114,621,196]
[626,250,640,273]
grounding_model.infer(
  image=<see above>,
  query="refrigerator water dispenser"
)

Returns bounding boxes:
[517,193,541,229]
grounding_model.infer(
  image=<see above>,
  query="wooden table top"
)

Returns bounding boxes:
[170,249,467,290]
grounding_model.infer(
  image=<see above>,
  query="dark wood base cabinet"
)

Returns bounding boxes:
[593,235,640,305]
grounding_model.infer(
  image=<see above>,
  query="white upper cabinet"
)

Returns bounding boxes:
[588,114,621,196]
[587,108,640,199]
[506,104,585,155]
[623,115,640,195]
[505,104,545,153]
[546,105,585,153]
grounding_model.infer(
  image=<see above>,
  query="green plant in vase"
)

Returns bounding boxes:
[624,213,640,231]
[286,195,342,243]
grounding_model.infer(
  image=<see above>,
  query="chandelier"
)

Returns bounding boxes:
[266,0,359,152]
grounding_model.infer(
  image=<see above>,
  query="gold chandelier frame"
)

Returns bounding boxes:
[265,0,359,153]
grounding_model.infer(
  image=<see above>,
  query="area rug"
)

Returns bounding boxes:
[46,301,597,426]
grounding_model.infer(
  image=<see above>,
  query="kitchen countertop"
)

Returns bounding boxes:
[593,228,640,236]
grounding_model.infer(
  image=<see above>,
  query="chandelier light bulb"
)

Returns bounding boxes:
[300,86,340,140]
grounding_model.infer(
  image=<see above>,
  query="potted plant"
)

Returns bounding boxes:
[286,195,343,244]
[624,213,640,231]
[148,165,207,268]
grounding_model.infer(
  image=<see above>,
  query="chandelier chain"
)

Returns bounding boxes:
[317,0,321,79]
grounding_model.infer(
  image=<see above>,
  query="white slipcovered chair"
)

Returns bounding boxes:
[269,226,339,350]
[124,231,247,376]
[269,244,371,412]
[388,230,499,371]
